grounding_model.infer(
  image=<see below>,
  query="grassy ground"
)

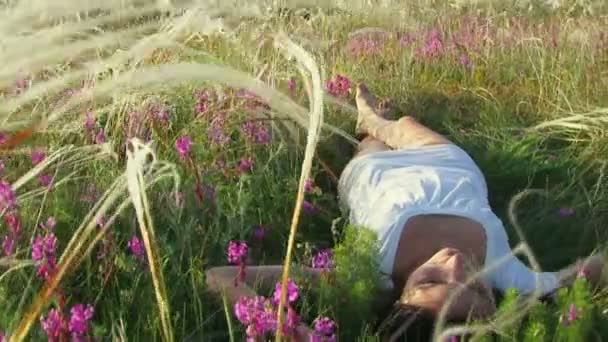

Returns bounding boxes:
[1,1,608,341]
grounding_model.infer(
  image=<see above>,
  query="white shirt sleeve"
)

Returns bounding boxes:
[484,218,559,296]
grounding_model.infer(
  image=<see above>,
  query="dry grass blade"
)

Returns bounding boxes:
[7,141,177,341]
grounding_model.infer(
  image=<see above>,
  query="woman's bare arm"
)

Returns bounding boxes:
[205,265,323,305]
[205,265,323,341]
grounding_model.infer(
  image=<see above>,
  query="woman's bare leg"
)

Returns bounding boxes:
[355,83,453,150]
[355,136,391,157]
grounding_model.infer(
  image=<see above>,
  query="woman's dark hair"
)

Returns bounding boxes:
[376,303,436,342]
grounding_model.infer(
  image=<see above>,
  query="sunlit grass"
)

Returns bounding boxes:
[0,0,607,341]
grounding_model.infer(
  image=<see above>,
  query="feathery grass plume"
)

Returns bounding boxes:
[125,139,174,342]
[272,31,324,341]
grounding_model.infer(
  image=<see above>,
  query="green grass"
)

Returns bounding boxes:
[1,1,608,341]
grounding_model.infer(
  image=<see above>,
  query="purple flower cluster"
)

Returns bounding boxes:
[2,213,21,257]
[175,135,192,159]
[272,279,299,304]
[235,296,278,340]
[15,73,32,93]
[30,150,55,188]
[345,32,387,57]
[148,101,171,124]
[228,240,248,286]
[241,120,271,145]
[236,157,254,175]
[84,112,106,145]
[302,178,320,215]
[311,316,337,342]
[227,240,248,264]
[207,111,231,145]
[416,28,444,60]
[558,206,575,216]
[39,216,57,231]
[560,303,579,326]
[32,231,57,280]
[41,304,94,342]
[287,78,296,92]
[0,180,17,212]
[326,74,352,97]
[303,200,317,214]
[68,304,95,339]
[312,249,334,270]
[40,308,64,342]
[253,225,267,241]
[195,88,214,115]
[303,179,314,193]
[128,235,145,260]
[234,279,302,340]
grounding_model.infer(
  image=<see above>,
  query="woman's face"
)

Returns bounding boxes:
[401,248,496,320]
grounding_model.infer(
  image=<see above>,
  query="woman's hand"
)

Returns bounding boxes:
[557,253,606,289]
[578,254,606,288]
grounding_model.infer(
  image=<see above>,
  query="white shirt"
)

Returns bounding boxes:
[338,144,558,295]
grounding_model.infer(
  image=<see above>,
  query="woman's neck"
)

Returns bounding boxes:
[391,214,487,288]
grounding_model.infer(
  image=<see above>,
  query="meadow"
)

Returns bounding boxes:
[0,0,608,341]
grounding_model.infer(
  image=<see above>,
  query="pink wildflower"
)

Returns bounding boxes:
[253,225,266,240]
[195,88,214,114]
[95,129,106,144]
[30,150,46,165]
[207,112,231,145]
[459,53,472,68]
[312,249,334,270]
[236,157,254,174]
[39,174,54,188]
[227,240,248,264]
[304,179,314,193]
[32,232,57,279]
[558,207,575,216]
[127,235,145,260]
[561,303,579,326]
[0,180,17,211]
[241,121,271,144]
[303,200,316,214]
[175,135,192,158]
[272,279,299,304]
[68,304,94,337]
[84,111,95,131]
[40,216,57,231]
[40,308,64,341]
[326,74,352,97]
[287,78,296,92]
[4,213,21,236]
[311,316,337,342]
[1,235,15,256]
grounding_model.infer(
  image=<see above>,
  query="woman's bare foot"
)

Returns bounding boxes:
[355,83,395,138]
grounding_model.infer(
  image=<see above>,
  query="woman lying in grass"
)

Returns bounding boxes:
[206,83,606,341]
